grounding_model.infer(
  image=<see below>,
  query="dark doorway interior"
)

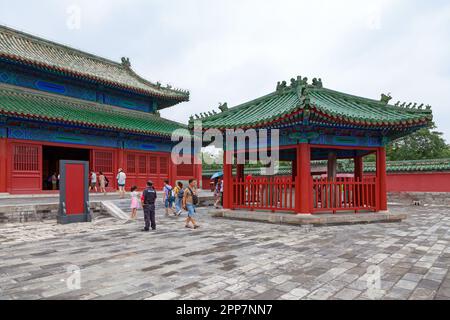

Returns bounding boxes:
[42,146,90,190]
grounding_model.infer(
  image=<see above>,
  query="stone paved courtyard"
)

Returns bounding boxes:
[1,205,450,300]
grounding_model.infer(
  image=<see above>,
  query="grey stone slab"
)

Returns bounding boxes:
[0,205,449,300]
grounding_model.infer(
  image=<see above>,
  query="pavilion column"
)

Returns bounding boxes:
[327,151,337,181]
[354,156,363,181]
[236,163,244,206]
[0,138,6,192]
[354,155,364,210]
[296,143,312,214]
[377,147,388,211]
[291,158,297,181]
[223,151,233,209]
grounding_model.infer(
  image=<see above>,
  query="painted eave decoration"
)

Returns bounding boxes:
[0,25,189,108]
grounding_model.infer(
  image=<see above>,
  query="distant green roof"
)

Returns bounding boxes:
[0,84,186,137]
[196,77,433,132]
[342,158,450,173]
[202,159,450,176]
[0,25,189,108]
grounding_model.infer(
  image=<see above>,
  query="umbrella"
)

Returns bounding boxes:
[211,172,224,180]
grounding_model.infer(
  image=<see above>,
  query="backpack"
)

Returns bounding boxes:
[165,186,175,202]
[188,187,199,206]
[178,188,184,199]
[104,176,109,188]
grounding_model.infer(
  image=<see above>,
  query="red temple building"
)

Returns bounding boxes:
[0,25,201,194]
[197,77,433,214]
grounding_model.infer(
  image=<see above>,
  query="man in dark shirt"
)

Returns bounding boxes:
[141,180,157,232]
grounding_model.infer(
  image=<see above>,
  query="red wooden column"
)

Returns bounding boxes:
[377,147,388,211]
[291,158,297,181]
[354,155,364,210]
[296,143,312,214]
[196,163,203,189]
[222,151,233,209]
[354,156,363,181]
[116,148,125,190]
[236,163,244,206]
[0,138,6,192]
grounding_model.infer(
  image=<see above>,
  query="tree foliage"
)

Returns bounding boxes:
[387,125,450,161]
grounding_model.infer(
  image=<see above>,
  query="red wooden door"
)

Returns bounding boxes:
[92,150,115,190]
[124,152,171,190]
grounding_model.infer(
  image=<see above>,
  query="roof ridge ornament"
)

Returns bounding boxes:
[121,57,131,68]
[276,81,288,94]
[219,102,228,112]
[380,93,392,105]
[312,78,323,88]
[394,100,432,111]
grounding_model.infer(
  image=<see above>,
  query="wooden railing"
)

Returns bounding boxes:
[312,177,378,213]
[232,177,295,212]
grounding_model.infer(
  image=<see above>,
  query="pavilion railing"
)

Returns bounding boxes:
[312,177,378,213]
[232,177,295,212]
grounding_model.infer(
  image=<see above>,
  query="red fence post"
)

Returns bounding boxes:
[297,143,312,214]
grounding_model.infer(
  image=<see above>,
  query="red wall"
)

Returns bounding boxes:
[386,172,450,193]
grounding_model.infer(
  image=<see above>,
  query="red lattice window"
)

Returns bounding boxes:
[159,157,169,175]
[13,145,39,172]
[93,151,113,173]
[138,155,147,174]
[127,154,136,173]
[177,164,194,177]
[149,156,158,174]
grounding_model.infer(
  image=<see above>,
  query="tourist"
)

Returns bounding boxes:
[89,171,98,193]
[130,185,140,220]
[117,168,127,199]
[141,180,157,232]
[98,171,107,195]
[214,178,223,209]
[174,181,184,216]
[183,179,200,229]
[163,179,175,216]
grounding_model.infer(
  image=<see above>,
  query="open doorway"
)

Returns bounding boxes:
[42,145,90,190]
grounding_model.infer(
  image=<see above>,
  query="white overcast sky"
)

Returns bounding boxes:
[1,0,449,141]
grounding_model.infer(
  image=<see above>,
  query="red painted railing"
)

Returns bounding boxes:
[232,177,295,212]
[312,177,378,213]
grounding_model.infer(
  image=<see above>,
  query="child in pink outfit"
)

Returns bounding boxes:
[130,186,140,220]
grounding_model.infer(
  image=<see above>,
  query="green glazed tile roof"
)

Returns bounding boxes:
[0,25,189,107]
[342,158,450,173]
[198,77,433,130]
[0,84,186,137]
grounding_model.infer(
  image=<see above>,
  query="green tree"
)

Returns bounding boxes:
[387,125,450,161]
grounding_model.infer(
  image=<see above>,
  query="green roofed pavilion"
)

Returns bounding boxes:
[195,77,432,141]
[199,76,434,216]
